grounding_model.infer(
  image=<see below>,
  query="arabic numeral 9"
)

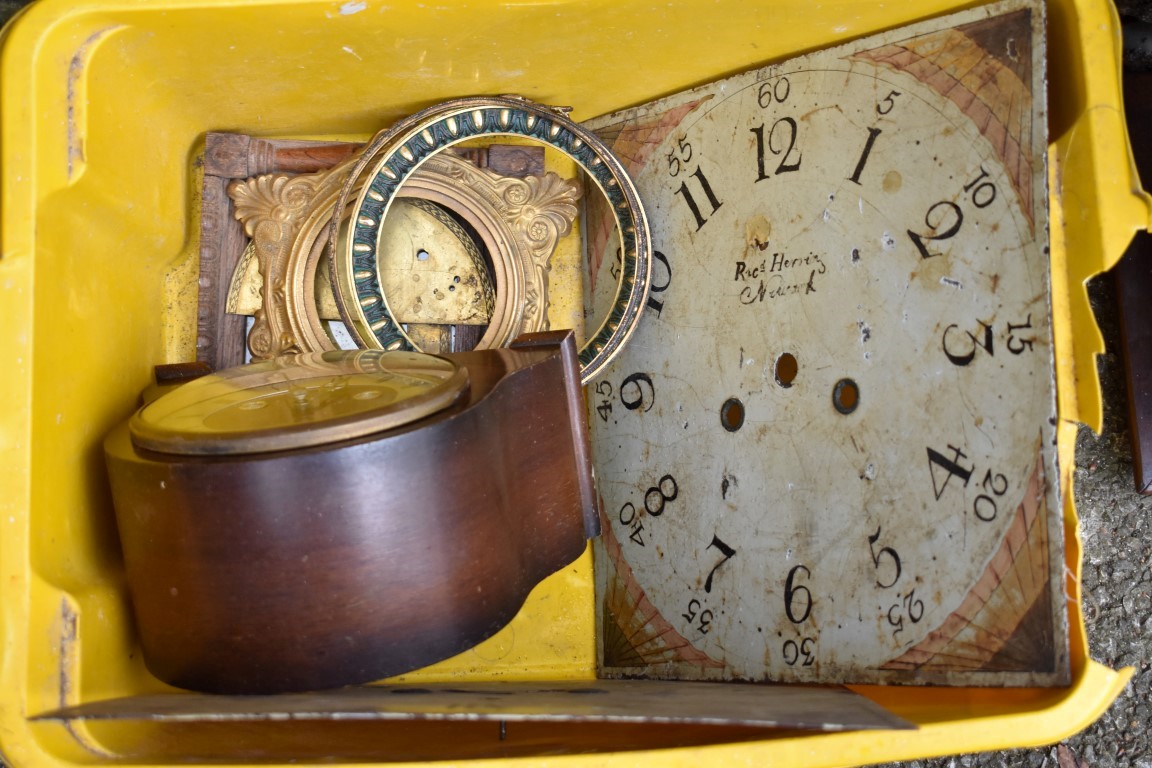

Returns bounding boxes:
[783,637,816,666]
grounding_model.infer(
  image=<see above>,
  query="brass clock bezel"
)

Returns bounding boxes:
[331,95,653,384]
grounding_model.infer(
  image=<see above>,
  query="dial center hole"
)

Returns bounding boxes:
[775,353,798,388]
[833,378,860,415]
[720,397,745,432]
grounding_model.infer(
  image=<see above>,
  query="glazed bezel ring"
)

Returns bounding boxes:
[330,95,652,384]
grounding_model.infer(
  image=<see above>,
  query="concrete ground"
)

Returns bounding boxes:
[0,0,1148,766]
[888,274,1152,768]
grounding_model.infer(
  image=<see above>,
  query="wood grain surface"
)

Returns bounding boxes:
[105,332,597,694]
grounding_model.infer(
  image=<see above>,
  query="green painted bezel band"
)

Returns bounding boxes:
[332,96,652,384]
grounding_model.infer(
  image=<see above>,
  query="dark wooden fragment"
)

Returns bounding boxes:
[202,133,361,177]
[465,143,547,177]
[106,331,596,694]
[153,361,213,385]
[1117,72,1152,493]
[196,173,248,370]
[35,680,912,732]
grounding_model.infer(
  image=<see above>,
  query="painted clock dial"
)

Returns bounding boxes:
[585,0,1068,686]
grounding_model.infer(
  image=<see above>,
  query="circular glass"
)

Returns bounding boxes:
[130,350,468,456]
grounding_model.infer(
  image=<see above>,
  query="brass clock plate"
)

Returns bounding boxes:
[586,0,1067,686]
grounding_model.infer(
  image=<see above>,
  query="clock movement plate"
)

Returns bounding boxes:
[585,0,1068,686]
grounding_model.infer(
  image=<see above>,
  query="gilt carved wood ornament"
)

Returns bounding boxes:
[226,152,582,360]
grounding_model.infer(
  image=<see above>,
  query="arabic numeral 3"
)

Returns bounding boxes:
[941,315,1038,367]
[782,636,816,666]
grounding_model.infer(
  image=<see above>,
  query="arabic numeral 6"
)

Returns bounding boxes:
[594,373,656,423]
[784,564,813,624]
[620,372,655,412]
[783,636,816,666]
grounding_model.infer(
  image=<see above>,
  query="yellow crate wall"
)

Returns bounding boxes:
[1,0,1149,764]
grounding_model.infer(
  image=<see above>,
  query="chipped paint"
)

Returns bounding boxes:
[53,599,116,758]
[66,27,123,180]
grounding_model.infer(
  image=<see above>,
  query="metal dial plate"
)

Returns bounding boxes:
[586,0,1068,686]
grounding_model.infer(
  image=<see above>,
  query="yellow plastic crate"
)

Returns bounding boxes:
[0,0,1148,764]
